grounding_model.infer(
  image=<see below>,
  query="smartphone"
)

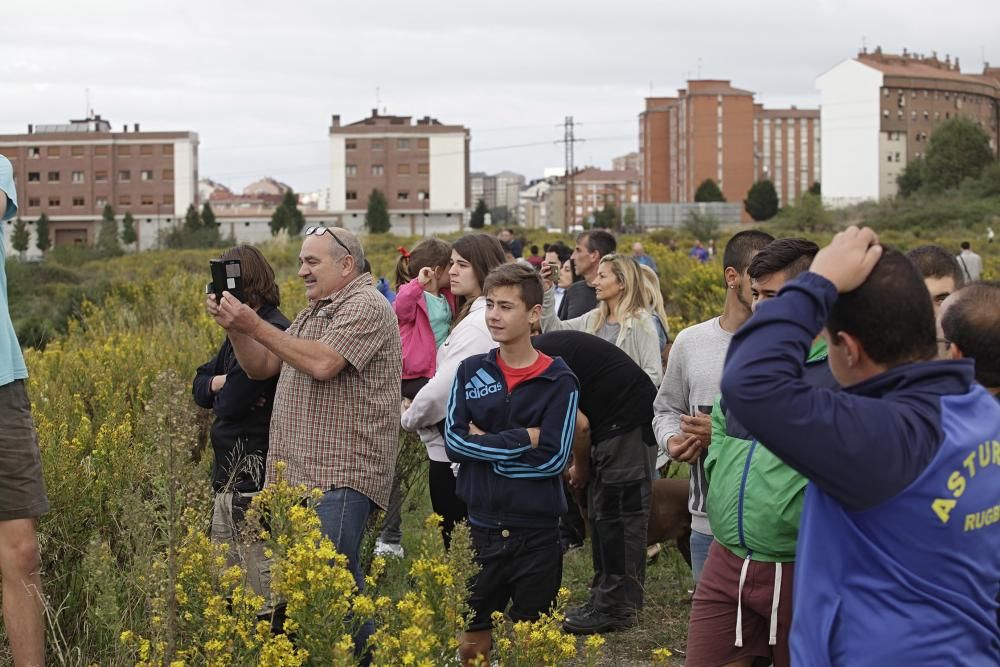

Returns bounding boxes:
[210,259,244,302]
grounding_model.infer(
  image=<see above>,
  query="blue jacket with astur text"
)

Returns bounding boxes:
[445,349,579,529]
[721,271,1000,666]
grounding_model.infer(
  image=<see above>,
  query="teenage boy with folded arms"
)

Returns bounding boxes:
[444,263,579,665]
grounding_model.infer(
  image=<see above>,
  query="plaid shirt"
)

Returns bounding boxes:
[266,273,402,509]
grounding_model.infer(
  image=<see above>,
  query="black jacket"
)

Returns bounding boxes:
[557,280,597,320]
[192,303,290,493]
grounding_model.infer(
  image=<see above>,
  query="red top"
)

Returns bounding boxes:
[497,351,553,392]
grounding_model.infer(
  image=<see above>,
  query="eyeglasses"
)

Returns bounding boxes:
[304,226,351,257]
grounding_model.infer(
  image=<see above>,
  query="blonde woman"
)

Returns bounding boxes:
[541,254,662,385]
[639,263,671,357]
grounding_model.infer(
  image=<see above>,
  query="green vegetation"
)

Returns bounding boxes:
[270,190,307,236]
[744,180,779,221]
[469,198,489,229]
[693,178,725,203]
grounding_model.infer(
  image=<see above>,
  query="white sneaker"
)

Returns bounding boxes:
[374,539,405,558]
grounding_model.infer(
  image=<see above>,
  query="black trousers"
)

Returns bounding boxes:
[428,459,468,549]
[587,426,655,618]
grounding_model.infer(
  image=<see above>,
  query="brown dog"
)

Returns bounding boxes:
[647,477,692,565]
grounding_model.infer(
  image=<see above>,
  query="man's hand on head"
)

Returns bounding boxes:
[214,291,261,336]
[810,226,883,293]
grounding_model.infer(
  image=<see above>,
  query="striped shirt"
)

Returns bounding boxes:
[266,273,402,509]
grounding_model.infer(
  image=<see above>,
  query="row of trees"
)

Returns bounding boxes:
[693,175,822,223]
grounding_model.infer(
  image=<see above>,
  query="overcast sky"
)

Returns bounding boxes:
[4,1,998,193]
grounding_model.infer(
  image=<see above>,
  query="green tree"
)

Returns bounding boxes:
[11,218,29,256]
[682,209,720,242]
[120,211,137,249]
[183,203,201,233]
[780,193,833,233]
[35,213,51,255]
[808,181,821,196]
[201,202,216,230]
[922,117,994,193]
[469,199,488,229]
[596,202,620,229]
[744,180,780,221]
[97,204,123,257]
[896,157,925,198]
[623,205,637,229]
[364,189,391,234]
[694,178,726,203]
[269,191,305,236]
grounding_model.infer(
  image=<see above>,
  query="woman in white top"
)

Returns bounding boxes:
[400,233,506,547]
[541,253,662,386]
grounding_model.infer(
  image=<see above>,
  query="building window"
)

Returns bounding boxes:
[371,140,384,150]
[140,169,154,181]
[162,144,174,156]
[397,139,410,150]
[417,138,429,150]
[397,163,410,175]
[119,170,131,182]
[28,147,40,158]
[935,111,940,120]
[27,172,40,182]
[345,140,357,150]
[346,191,358,201]
[163,194,174,205]
[46,146,60,158]
[96,197,108,209]
[894,152,901,161]
[882,88,889,97]
[95,146,109,156]
[372,164,384,176]
[118,145,131,156]
[140,144,154,156]
[345,164,358,177]
[417,163,429,175]
[883,110,890,119]
[48,197,61,207]
[141,194,155,206]
[28,197,40,207]
[47,171,60,182]
[72,197,85,207]
[397,191,409,201]
[163,168,174,181]
[119,195,131,206]
[96,171,108,182]
[923,111,929,120]
[71,146,85,157]
[71,171,84,183]
[897,110,904,120]
[911,110,917,120]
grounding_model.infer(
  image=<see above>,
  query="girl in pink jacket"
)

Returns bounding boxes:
[394,239,455,400]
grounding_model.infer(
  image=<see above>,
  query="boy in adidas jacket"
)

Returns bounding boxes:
[445,263,580,665]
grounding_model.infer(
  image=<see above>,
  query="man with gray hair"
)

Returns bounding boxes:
[208,226,402,655]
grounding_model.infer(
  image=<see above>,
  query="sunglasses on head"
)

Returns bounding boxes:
[304,226,351,256]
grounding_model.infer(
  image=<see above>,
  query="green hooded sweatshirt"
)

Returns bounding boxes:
[704,339,833,562]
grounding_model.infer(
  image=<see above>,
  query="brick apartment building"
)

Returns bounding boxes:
[612,152,640,172]
[569,167,640,226]
[818,47,1000,206]
[0,114,198,252]
[327,110,470,234]
[639,80,820,211]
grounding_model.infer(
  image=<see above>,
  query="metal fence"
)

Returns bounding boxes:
[636,202,742,229]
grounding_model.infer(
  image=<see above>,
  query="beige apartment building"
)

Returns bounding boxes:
[328,110,470,234]
[0,114,198,252]
[639,80,820,212]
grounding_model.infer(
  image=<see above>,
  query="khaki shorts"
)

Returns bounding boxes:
[0,380,49,521]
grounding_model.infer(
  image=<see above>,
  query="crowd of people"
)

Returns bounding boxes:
[1,143,997,665]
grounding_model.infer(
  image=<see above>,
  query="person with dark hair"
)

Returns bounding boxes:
[444,263,579,664]
[956,241,983,282]
[720,227,1000,665]
[653,229,774,586]
[532,331,658,635]
[401,234,507,548]
[686,238,830,667]
[207,227,401,657]
[376,238,454,558]
[0,156,47,665]
[940,281,1000,396]
[906,245,964,312]
[560,230,617,319]
[526,244,544,270]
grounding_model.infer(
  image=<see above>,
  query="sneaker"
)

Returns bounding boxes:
[562,609,637,635]
[374,539,404,559]
[565,599,595,622]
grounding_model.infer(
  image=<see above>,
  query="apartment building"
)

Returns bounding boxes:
[328,110,470,233]
[640,81,820,211]
[0,114,198,251]
[612,152,640,173]
[570,167,640,226]
[817,47,1000,206]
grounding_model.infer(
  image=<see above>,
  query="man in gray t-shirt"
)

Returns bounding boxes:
[956,242,983,282]
[652,230,773,584]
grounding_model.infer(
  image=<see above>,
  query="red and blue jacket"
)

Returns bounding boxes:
[721,271,1000,665]
[445,349,579,529]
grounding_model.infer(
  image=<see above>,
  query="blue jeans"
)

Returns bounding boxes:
[314,487,375,659]
[689,528,714,586]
